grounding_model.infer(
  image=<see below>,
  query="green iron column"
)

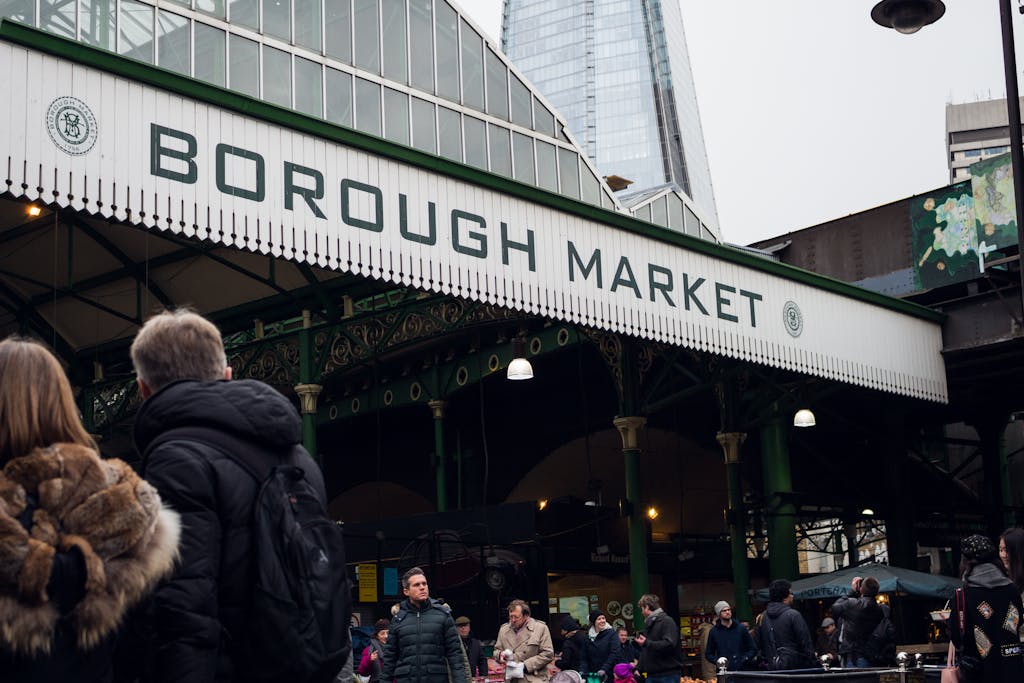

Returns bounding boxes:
[761,412,799,580]
[295,310,322,463]
[429,399,448,512]
[717,431,751,622]
[614,415,649,630]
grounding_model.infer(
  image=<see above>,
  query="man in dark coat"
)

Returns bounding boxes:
[704,601,757,671]
[381,568,471,683]
[830,576,884,668]
[555,616,588,672]
[456,616,489,678]
[754,580,815,670]
[636,594,684,683]
[131,310,335,683]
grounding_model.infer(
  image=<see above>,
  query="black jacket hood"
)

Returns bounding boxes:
[764,601,792,619]
[134,379,303,454]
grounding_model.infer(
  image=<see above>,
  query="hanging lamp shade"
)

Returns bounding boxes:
[507,336,533,380]
[793,408,816,428]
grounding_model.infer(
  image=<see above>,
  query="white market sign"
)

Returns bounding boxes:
[0,40,947,402]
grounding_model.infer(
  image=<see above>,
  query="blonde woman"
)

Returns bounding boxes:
[0,338,180,682]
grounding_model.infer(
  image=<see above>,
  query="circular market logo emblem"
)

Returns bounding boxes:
[46,96,98,155]
[782,301,803,337]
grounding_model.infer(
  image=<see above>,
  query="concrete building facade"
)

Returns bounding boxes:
[946,96,1024,182]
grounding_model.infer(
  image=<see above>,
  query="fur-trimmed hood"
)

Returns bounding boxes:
[0,443,180,656]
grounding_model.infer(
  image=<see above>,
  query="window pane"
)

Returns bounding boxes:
[324,0,351,63]
[157,10,190,76]
[438,106,461,162]
[263,0,290,41]
[295,57,323,117]
[383,87,409,146]
[464,116,486,170]
[196,0,225,19]
[120,1,154,64]
[636,204,651,222]
[165,0,190,8]
[295,0,321,51]
[536,140,557,192]
[512,132,534,185]
[509,73,531,128]
[263,45,291,107]
[558,148,579,199]
[488,124,511,177]
[353,0,379,74]
[412,98,436,154]
[41,0,76,38]
[534,97,555,138]
[668,194,684,232]
[381,0,407,83]
[81,0,116,50]
[355,77,381,136]
[409,0,433,92]
[581,167,600,206]
[485,48,507,120]
[229,0,258,29]
[194,23,226,86]
[684,205,700,237]
[0,0,33,25]
[651,196,668,227]
[435,1,458,102]
[230,34,259,97]
[325,67,353,126]
[461,19,483,112]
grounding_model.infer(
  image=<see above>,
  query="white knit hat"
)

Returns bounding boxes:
[714,600,731,617]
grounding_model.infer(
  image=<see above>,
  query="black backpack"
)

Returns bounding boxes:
[145,426,352,683]
[863,614,896,666]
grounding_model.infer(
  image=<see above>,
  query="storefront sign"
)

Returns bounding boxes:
[0,38,947,401]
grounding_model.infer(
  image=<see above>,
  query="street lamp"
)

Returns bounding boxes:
[873,0,1024,312]
[870,0,945,34]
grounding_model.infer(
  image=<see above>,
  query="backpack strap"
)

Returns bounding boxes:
[142,425,281,483]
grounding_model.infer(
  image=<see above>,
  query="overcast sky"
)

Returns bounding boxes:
[459,1,1024,246]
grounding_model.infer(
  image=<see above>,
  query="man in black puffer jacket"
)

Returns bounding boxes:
[130,310,330,683]
[754,580,815,671]
[381,568,471,683]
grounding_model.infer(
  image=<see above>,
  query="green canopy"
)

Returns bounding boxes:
[754,562,962,601]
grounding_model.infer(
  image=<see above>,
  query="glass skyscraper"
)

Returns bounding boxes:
[502,0,720,234]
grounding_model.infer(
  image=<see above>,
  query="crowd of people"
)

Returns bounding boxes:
[0,310,1023,683]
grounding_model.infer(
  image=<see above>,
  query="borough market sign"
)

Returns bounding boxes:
[0,28,947,402]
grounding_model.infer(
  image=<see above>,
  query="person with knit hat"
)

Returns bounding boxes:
[455,616,488,678]
[704,600,757,672]
[611,662,636,683]
[555,616,588,673]
[584,610,620,683]
[949,534,1024,683]
[357,619,391,683]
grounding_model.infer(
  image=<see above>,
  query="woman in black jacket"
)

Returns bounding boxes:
[585,611,621,682]
[0,338,180,683]
[951,535,1024,683]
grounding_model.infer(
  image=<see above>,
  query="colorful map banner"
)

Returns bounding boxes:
[971,152,1018,251]
[911,182,980,289]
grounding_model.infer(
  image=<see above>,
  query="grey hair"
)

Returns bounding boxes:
[131,309,227,391]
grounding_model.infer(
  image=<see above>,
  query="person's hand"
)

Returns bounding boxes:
[597,670,605,679]
[370,651,379,661]
[851,577,862,592]
[634,634,646,646]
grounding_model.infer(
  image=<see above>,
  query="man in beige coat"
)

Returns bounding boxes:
[495,600,554,683]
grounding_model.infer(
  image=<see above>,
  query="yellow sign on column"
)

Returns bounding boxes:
[358,562,378,603]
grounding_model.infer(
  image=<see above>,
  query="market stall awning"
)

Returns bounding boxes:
[754,562,962,601]
[0,22,948,401]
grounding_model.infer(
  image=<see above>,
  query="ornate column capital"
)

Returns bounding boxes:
[613,416,647,450]
[428,399,447,420]
[716,431,747,464]
[293,383,323,415]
